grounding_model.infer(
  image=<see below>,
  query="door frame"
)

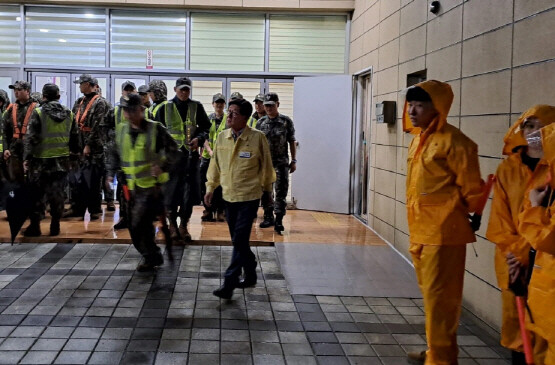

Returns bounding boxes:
[0,68,21,103]
[30,71,72,107]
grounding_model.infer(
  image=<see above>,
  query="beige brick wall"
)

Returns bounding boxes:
[350,0,555,330]
[18,0,355,11]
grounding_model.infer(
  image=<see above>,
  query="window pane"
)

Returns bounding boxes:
[0,6,21,64]
[111,10,186,70]
[269,15,346,73]
[26,7,106,67]
[229,81,261,107]
[35,75,70,107]
[113,78,147,104]
[268,82,294,119]
[192,80,223,113]
[190,13,265,72]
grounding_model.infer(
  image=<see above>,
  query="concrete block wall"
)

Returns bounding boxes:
[349,0,555,330]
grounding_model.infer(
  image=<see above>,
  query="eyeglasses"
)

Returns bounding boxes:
[227,111,241,118]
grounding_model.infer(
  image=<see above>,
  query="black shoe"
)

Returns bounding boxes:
[259,217,275,228]
[90,213,100,221]
[113,218,127,230]
[23,222,41,237]
[50,221,60,236]
[106,201,116,211]
[136,253,164,272]
[274,214,284,233]
[236,277,257,289]
[62,208,83,218]
[407,350,426,364]
[213,285,234,300]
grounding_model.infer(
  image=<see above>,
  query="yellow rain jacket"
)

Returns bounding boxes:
[486,105,555,352]
[518,109,555,348]
[405,80,483,245]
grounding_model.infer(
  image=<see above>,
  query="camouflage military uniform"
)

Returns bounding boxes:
[256,113,296,217]
[2,98,38,182]
[147,80,168,122]
[24,100,79,233]
[0,89,10,205]
[68,91,111,216]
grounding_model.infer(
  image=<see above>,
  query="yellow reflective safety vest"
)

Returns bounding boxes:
[202,114,227,159]
[164,101,197,150]
[247,116,257,129]
[35,108,73,158]
[116,120,169,190]
[149,100,168,120]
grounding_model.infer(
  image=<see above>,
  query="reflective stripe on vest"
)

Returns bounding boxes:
[35,108,72,158]
[202,114,227,159]
[76,94,100,132]
[150,100,168,119]
[9,102,37,139]
[117,120,169,190]
[165,101,197,150]
[247,116,257,129]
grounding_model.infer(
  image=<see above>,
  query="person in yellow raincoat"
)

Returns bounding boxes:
[518,106,555,365]
[486,105,555,364]
[487,105,555,363]
[404,80,484,365]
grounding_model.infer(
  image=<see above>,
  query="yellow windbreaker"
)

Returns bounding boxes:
[405,80,483,245]
[518,109,555,344]
[206,125,276,203]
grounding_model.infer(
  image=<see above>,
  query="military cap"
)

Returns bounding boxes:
[263,92,279,105]
[175,77,192,90]
[230,92,243,101]
[138,85,149,95]
[73,74,97,85]
[121,80,136,91]
[119,94,143,109]
[212,93,225,103]
[9,80,31,91]
[42,83,59,100]
[253,93,264,102]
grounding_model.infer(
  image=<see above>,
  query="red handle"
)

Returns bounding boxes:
[475,174,496,216]
[515,296,535,364]
[122,185,130,202]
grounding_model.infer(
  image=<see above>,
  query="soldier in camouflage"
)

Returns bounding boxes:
[64,74,111,220]
[0,89,9,113]
[23,84,79,236]
[256,92,297,233]
[147,80,168,121]
[2,81,37,183]
[0,89,10,203]
[30,92,43,106]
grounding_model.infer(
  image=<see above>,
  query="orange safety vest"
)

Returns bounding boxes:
[7,102,37,139]
[75,94,100,132]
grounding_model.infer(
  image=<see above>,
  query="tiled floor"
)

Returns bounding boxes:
[0,243,509,364]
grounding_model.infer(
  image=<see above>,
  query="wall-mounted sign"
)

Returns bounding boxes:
[146,50,153,69]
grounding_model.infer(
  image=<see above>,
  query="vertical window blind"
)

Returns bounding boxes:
[111,10,186,70]
[190,13,265,72]
[269,15,346,73]
[25,7,106,67]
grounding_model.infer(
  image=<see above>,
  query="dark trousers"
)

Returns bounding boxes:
[261,164,289,216]
[68,160,103,215]
[102,173,114,203]
[128,187,161,261]
[29,171,67,223]
[200,157,224,214]
[224,199,259,287]
[115,172,127,221]
[164,149,201,224]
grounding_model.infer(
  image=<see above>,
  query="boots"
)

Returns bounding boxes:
[201,210,214,222]
[49,220,60,236]
[274,214,284,233]
[106,201,116,212]
[407,351,426,364]
[179,221,192,242]
[113,218,127,230]
[259,208,275,228]
[23,219,41,237]
[216,211,225,222]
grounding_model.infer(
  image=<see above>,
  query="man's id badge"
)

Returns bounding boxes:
[239,151,251,158]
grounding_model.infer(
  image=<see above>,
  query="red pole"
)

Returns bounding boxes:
[515,296,535,365]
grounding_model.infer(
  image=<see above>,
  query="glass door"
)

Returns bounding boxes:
[0,69,19,104]
[265,79,294,118]
[31,72,71,107]
[110,75,149,105]
[190,78,225,113]
[226,79,262,104]
[73,73,110,107]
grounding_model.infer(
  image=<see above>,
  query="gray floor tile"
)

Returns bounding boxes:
[284,356,317,365]
[221,354,253,365]
[0,351,26,364]
[20,351,59,364]
[252,354,286,365]
[54,351,90,364]
[154,352,188,365]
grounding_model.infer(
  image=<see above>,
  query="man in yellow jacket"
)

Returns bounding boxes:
[205,98,275,300]
[518,110,555,365]
[487,105,555,364]
[404,80,483,365]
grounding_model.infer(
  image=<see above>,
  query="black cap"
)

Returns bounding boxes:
[120,94,144,109]
[121,81,136,91]
[212,93,225,103]
[253,93,264,102]
[9,80,31,91]
[175,77,192,90]
[263,92,279,105]
[138,85,149,95]
[73,74,97,85]
[42,83,59,100]
[230,92,243,101]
